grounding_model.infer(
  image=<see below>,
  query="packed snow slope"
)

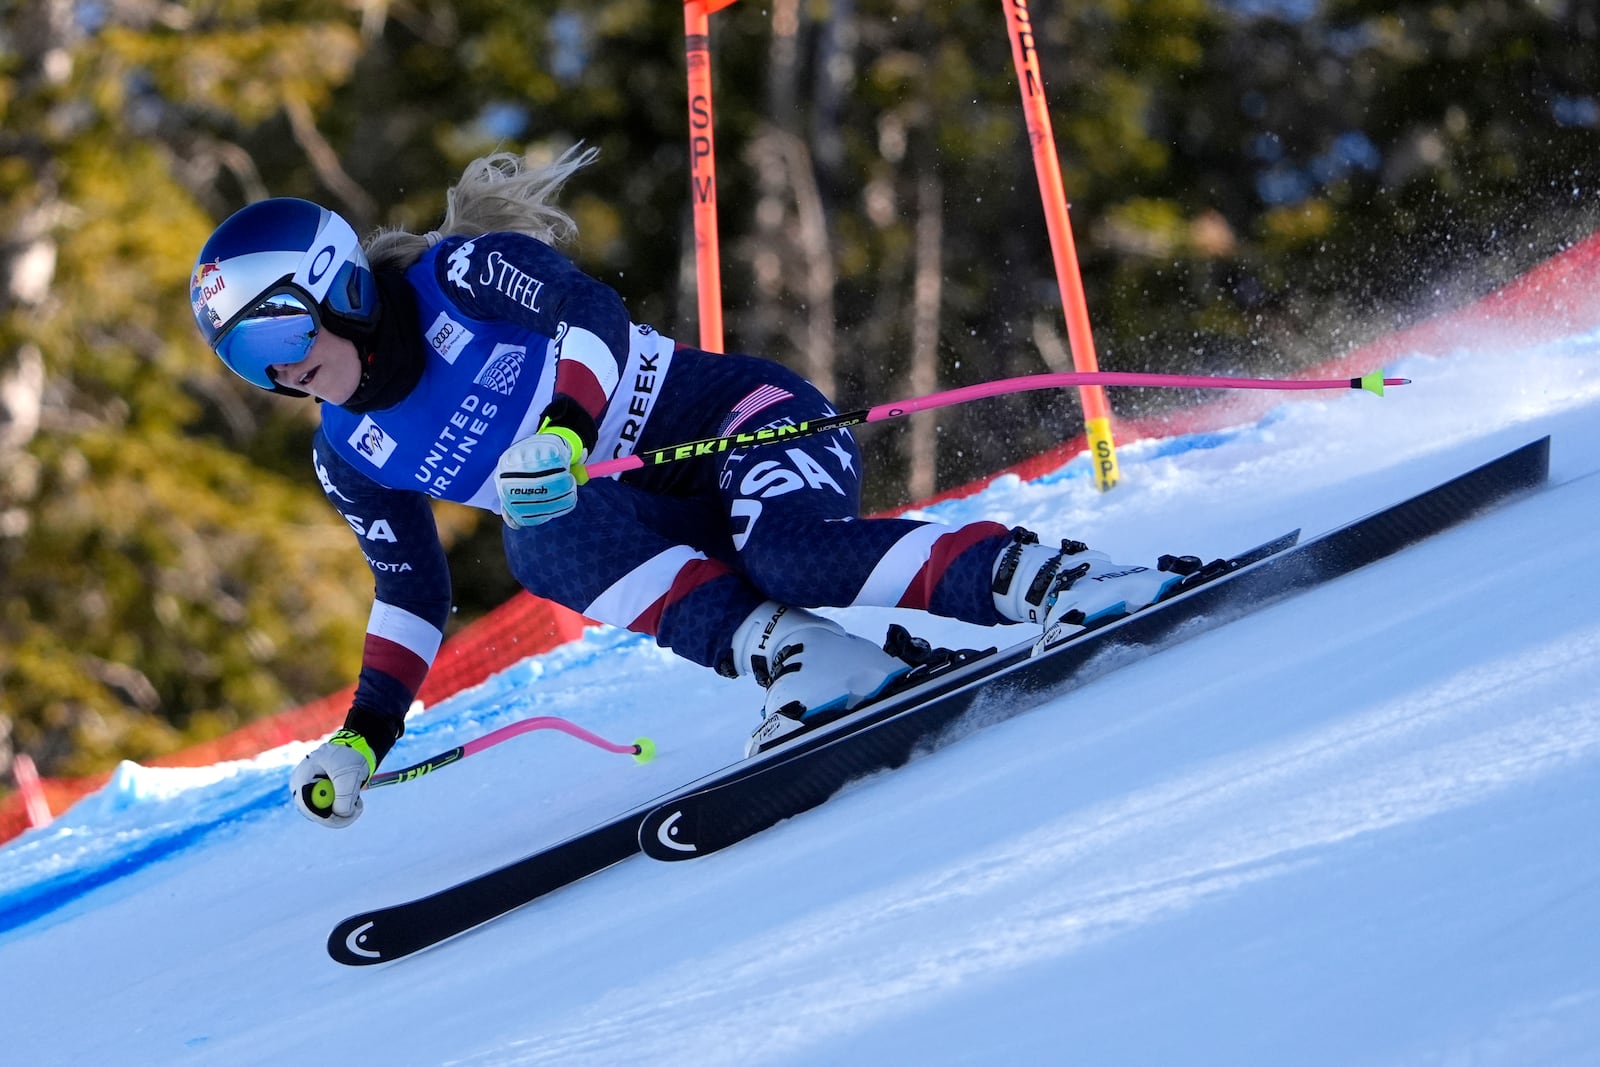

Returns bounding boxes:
[2,331,1598,1066]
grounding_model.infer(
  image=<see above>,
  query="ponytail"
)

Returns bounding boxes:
[365,143,599,271]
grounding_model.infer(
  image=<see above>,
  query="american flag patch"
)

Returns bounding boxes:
[717,384,795,436]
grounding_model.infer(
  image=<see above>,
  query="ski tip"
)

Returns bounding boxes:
[328,917,391,965]
[632,737,657,764]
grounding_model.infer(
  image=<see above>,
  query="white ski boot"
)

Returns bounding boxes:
[724,602,913,757]
[992,532,1187,645]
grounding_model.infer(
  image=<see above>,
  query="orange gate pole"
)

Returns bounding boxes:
[1002,0,1120,490]
[683,1,741,352]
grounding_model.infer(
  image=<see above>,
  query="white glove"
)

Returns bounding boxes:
[496,421,588,529]
[290,730,375,829]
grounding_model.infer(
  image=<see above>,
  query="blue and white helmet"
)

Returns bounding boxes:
[190,198,379,392]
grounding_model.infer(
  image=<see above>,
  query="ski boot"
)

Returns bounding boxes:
[992,531,1198,648]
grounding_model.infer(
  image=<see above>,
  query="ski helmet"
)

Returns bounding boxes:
[190,198,379,392]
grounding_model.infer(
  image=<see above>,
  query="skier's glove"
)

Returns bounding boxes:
[496,418,589,529]
[291,727,381,829]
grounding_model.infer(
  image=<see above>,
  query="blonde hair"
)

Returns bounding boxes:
[365,143,599,271]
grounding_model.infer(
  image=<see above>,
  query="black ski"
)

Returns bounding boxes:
[325,536,1287,966]
[328,437,1548,963]
[637,437,1552,861]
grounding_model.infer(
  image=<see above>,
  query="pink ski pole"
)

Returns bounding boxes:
[585,369,1409,479]
[302,717,655,815]
[367,717,656,790]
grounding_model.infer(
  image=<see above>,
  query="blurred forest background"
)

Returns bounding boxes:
[2,0,1597,785]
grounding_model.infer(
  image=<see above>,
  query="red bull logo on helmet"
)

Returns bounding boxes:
[191,259,226,326]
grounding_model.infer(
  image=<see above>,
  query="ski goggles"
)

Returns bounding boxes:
[214,286,322,391]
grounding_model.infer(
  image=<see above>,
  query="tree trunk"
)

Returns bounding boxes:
[904,175,943,500]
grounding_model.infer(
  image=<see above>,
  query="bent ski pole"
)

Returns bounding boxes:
[584,369,1410,479]
[303,716,655,815]
[368,716,656,789]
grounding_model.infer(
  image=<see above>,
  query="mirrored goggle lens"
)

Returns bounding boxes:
[215,291,320,390]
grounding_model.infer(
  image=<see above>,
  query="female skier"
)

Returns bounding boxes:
[189,147,1180,827]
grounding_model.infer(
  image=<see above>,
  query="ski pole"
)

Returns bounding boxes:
[369,716,656,789]
[584,368,1410,479]
[302,716,656,815]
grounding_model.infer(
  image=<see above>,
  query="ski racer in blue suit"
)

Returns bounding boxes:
[190,147,1180,827]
